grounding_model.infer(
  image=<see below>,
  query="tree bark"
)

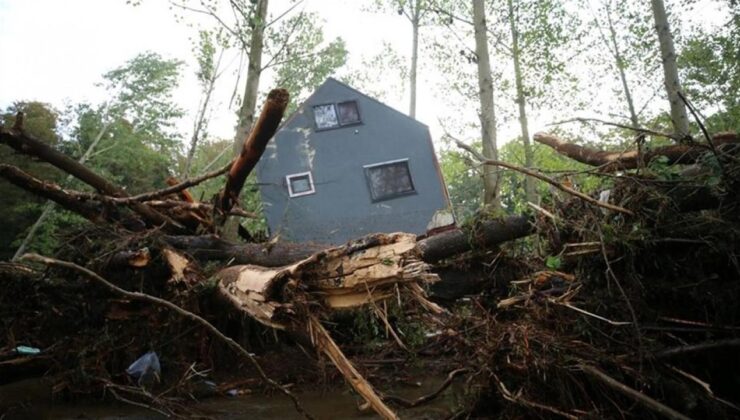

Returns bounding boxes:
[507,0,536,204]
[218,88,289,216]
[472,0,500,208]
[651,0,690,138]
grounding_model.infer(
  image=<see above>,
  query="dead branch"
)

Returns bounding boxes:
[533,132,740,171]
[0,125,182,231]
[382,368,469,408]
[218,88,289,215]
[656,338,740,359]
[0,164,110,224]
[455,139,634,215]
[580,364,691,420]
[144,200,257,218]
[20,253,315,420]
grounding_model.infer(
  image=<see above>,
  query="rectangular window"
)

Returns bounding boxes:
[313,104,339,129]
[337,101,361,125]
[286,172,315,197]
[313,100,361,130]
[364,159,415,202]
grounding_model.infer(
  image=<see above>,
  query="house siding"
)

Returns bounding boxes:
[257,78,452,244]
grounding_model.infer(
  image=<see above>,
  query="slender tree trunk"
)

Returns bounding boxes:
[12,122,112,260]
[472,0,499,208]
[183,49,224,178]
[409,1,419,119]
[605,3,639,128]
[650,0,689,137]
[507,0,536,204]
[233,0,269,156]
[225,0,269,240]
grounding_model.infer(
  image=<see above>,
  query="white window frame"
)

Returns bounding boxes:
[286,171,316,198]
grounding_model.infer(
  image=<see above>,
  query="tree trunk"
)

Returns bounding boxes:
[472,0,500,208]
[225,0,269,240]
[409,1,420,119]
[651,0,690,138]
[507,0,536,205]
[605,3,639,128]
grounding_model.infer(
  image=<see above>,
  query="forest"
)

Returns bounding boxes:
[1,0,739,418]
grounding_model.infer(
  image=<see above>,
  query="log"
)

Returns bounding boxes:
[165,216,536,267]
[218,89,289,214]
[533,131,739,171]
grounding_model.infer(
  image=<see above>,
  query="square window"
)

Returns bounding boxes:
[364,159,415,202]
[286,172,315,197]
[337,101,361,125]
[313,104,338,129]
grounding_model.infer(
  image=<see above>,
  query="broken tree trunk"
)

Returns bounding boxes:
[218,88,289,217]
[214,233,441,419]
[534,132,739,171]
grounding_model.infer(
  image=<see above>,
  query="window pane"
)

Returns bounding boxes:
[313,104,338,129]
[337,101,360,125]
[366,160,414,201]
[290,175,312,194]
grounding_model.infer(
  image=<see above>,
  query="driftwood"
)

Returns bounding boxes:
[533,131,739,171]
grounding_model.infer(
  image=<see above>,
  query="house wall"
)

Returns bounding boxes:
[257,79,451,244]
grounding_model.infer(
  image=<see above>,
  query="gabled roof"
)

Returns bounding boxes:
[277,77,429,131]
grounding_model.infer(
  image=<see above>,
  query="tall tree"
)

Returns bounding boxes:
[651,0,690,137]
[472,0,500,208]
[183,29,226,178]
[371,0,432,118]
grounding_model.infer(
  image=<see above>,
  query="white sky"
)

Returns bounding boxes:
[0,0,727,153]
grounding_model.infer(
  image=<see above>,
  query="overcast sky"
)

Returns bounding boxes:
[0,0,727,152]
[0,1,452,142]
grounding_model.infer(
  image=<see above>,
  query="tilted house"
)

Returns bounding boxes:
[256,78,454,244]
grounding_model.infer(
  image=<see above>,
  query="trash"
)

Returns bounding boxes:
[15,345,41,355]
[126,351,161,387]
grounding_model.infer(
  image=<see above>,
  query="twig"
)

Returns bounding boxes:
[455,139,634,216]
[655,338,740,358]
[104,162,232,204]
[581,364,691,420]
[21,253,315,420]
[493,373,579,419]
[550,301,631,326]
[382,368,469,408]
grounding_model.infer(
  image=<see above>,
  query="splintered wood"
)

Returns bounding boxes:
[215,232,440,419]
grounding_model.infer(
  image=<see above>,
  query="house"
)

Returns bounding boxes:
[256,78,454,244]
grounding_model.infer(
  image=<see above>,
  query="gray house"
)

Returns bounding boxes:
[256,78,454,244]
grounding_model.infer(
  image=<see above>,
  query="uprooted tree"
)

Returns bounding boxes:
[2,87,740,419]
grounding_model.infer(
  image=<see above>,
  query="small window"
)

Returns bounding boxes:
[364,159,415,202]
[337,101,361,125]
[313,104,339,129]
[286,172,315,197]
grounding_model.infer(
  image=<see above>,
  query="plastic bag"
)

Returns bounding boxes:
[126,351,161,386]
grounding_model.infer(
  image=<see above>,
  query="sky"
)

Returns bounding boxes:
[0,0,727,154]
[0,0,447,144]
